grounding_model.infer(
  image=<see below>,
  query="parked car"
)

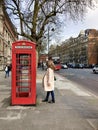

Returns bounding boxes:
[61,63,68,69]
[72,63,84,69]
[79,64,84,69]
[92,65,98,73]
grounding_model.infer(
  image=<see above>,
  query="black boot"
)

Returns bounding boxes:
[42,99,48,102]
[48,100,55,103]
[42,92,50,102]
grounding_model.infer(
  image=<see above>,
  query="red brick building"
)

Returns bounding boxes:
[88,29,98,65]
[39,54,48,63]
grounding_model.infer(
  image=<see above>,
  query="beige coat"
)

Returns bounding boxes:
[43,68,54,91]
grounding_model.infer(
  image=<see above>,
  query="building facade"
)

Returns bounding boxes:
[0,2,18,70]
[49,29,98,66]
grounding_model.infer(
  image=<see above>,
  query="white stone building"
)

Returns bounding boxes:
[0,2,18,70]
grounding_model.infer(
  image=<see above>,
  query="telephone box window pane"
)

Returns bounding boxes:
[16,54,32,97]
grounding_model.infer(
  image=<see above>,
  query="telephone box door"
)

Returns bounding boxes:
[12,41,36,105]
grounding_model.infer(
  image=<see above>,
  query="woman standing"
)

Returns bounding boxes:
[42,57,55,103]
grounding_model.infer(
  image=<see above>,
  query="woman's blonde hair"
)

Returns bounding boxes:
[47,60,55,70]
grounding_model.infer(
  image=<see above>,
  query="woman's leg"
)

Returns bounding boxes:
[42,91,50,102]
[50,91,55,103]
[45,91,50,101]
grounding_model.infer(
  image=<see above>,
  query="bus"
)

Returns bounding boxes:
[52,56,61,70]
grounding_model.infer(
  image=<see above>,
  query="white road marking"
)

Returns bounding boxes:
[55,75,98,97]
[37,73,98,98]
[0,110,22,120]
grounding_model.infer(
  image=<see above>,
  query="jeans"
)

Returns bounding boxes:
[45,91,55,101]
[5,71,9,78]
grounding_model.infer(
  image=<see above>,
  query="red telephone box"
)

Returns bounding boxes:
[11,40,36,105]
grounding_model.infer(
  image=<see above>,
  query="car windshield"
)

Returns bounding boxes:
[54,61,60,65]
[95,65,98,67]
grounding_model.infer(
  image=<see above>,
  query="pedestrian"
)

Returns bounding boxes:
[4,64,9,78]
[41,61,44,70]
[42,56,56,103]
[41,62,44,70]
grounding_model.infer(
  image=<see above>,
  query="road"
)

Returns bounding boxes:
[56,68,98,96]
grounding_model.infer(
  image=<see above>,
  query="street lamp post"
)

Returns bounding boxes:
[47,26,50,56]
[47,26,55,56]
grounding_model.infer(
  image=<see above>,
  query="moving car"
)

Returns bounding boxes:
[54,61,61,70]
[92,65,98,73]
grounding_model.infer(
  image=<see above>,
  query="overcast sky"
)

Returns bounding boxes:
[58,4,98,43]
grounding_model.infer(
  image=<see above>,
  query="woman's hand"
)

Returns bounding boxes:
[47,82,51,86]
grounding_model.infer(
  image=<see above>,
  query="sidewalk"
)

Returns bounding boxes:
[0,69,98,130]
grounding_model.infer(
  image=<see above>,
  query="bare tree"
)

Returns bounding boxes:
[3,0,97,47]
